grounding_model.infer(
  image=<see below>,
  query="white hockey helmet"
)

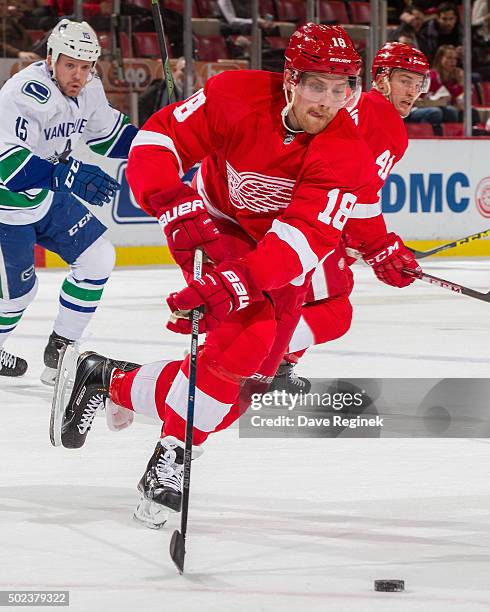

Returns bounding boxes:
[48,19,101,75]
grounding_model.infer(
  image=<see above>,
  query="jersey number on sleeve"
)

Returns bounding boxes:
[15,117,28,142]
[318,188,357,231]
[376,149,395,181]
[173,90,206,123]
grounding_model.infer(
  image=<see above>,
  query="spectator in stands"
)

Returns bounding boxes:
[169,56,186,95]
[389,6,425,49]
[404,99,445,135]
[19,0,58,30]
[217,0,279,36]
[218,0,285,71]
[0,1,41,60]
[472,11,490,80]
[429,43,480,122]
[406,43,478,133]
[427,44,461,119]
[138,57,187,126]
[472,0,490,26]
[411,0,452,11]
[418,2,462,62]
[86,0,112,31]
[396,29,417,46]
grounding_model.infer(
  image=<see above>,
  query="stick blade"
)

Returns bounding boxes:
[170,529,186,574]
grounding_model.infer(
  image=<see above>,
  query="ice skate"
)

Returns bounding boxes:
[41,331,75,386]
[134,437,186,529]
[134,436,204,529]
[133,495,171,530]
[268,361,311,394]
[0,348,27,377]
[56,351,139,449]
[50,343,79,447]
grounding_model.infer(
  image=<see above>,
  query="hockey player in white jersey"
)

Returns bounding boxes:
[0,19,138,381]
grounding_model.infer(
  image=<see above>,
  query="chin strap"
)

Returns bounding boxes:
[374,75,393,101]
[281,85,304,134]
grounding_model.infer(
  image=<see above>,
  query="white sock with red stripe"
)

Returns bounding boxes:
[109,353,243,445]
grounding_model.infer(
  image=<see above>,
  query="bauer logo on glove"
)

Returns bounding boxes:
[151,187,226,273]
[166,262,261,334]
[221,270,250,310]
[158,199,206,228]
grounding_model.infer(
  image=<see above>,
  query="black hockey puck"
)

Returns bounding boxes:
[374,579,405,592]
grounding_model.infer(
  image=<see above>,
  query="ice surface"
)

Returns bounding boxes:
[0,260,489,611]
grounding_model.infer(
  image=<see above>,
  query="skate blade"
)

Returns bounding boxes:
[133,495,170,530]
[49,343,79,447]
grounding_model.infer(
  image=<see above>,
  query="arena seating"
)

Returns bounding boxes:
[133,32,165,58]
[194,35,228,61]
[349,2,371,25]
[195,0,221,19]
[442,123,464,137]
[27,30,45,44]
[275,0,307,23]
[98,31,131,57]
[405,123,434,138]
[265,36,290,49]
[260,0,276,17]
[318,0,349,24]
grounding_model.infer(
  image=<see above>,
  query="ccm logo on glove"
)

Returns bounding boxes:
[158,199,205,227]
[221,270,250,310]
[364,239,400,265]
[64,159,80,189]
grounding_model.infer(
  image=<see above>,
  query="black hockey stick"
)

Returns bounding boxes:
[170,248,203,574]
[111,0,125,83]
[408,229,490,259]
[151,0,176,105]
[404,268,490,303]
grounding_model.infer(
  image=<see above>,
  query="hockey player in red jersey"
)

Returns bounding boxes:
[271,43,430,392]
[55,26,417,527]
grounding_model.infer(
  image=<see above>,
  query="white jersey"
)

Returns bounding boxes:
[0,61,130,225]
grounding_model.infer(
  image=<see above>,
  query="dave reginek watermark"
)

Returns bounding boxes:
[240,387,384,437]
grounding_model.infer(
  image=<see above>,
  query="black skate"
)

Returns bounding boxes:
[134,437,186,529]
[59,351,140,449]
[134,437,204,529]
[268,361,312,394]
[41,331,75,386]
[0,348,27,377]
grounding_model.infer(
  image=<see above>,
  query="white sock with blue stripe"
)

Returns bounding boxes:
[52,236,115,340]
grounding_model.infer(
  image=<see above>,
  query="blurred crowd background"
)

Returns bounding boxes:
[2,0,490,136]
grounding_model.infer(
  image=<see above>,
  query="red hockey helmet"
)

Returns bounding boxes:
[372,42,430,92]
[285,23,362,79]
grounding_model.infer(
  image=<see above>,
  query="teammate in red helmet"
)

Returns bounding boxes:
[370,42,430,117]
[271,42,430,393]
[55,25,405,527]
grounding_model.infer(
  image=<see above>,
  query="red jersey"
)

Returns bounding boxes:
[345,88,408,242]
[127,70,376,292]
[306,89,409,302]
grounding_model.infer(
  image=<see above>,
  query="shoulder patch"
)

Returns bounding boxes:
[21,80,51,104]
